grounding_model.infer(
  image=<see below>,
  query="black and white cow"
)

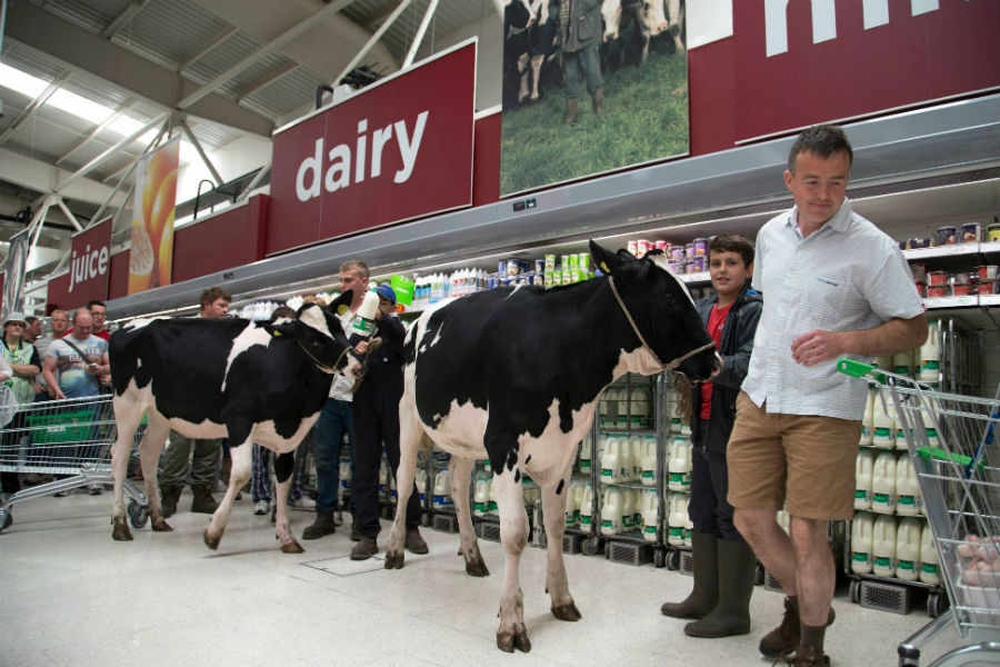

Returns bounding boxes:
[383,240,718,652]
[107,295,360,553]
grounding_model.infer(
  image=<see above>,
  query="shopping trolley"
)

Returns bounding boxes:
[838,359,1000,667]
[0,393,148,532]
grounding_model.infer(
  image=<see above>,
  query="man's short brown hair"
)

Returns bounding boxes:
[339,260,369,281]
[708,234,755,268]
[199,286,232,308]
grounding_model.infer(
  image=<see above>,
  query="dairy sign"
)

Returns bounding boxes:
[47,217,112,309]
[267,40,476,255]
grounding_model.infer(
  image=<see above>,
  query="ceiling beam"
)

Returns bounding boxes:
[0,71,72,146]
[101,0,151,39]
[0,147,127,208]
[333,0,413,90]
[5,1,274,136]
[177,0,357,110]
[179,26,239,73]
[237,61,299,101]
[56,97,138,166]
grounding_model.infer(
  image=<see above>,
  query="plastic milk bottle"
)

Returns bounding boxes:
[919,520,940,585]
[668,493,688,547]
[600,435,619,484]
[895,517,923,581]
[872,397,895,449]
[641,435,657,486]
[872,451,898,514]
[872,514,898,578]
[851,512,875,574]
[855,450,874,511]
[642,489,659,542]
[473,473,490,517]
[860,390,875,446]
[601,487,623,535]
[579,483,595,530]
[895,453,921,516]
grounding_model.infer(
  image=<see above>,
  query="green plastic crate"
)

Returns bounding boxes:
[25,409,94,444]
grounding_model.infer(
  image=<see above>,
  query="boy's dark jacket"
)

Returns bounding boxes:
[690,285,763,453]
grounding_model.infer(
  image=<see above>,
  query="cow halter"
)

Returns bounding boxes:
[295,338,351,375]
[607,276,716,372]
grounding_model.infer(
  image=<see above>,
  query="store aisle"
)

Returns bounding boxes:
[0,492,957,666]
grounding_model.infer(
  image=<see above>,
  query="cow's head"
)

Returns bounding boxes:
[590,239,719,381]
[601,0,623,41]
[264,290,361,381]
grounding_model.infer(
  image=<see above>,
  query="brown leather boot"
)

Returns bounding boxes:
[759,596,836,659]
[190,485,218,514]
[592,87,604,116]
[160,486,182,519]
[564,97,579,125]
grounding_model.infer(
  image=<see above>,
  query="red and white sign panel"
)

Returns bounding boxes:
[267,40,476,256]
[48,217,112,309]
[729,0,1000,141]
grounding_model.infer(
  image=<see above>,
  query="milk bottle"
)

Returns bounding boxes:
[473,473,491,517]
[919,321,941,383]
[629,435,643,481]
[683,519,694,548]
[893,350,913,377]
[630,386,649,429]
[563,480,579,527]
[872,451,898,514]
[578,439,592,475]
[918,520,940,585]
[872,397,895,449]
[860,390,875,446]
[621,489,635,531]
[641,489,659,542]
[415,468,428,504]
[632,488,643,530]
[601,488,623,535]
[432,468,452,510]
[488,476,498,515]
[895,453,921,516]
[873,514,898,578]
[640,435,657,486]
[599,391,612,428]
[600,435,619,484]
[855,449,874,511]
[895,517,923,581]
[667,493,688,546]
[668,437,692,492]
[614,388,630,429]
[579,483,595,530]
[851,512,874,574]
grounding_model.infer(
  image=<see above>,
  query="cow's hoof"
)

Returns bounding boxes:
[496,628,531,653]
[552,601,582,622]
[151,517,173,532]
[465,556,490,577]
[384,550,405,569]
[203,530,222,550]
[111,517,133,541]
[280,539,305,554]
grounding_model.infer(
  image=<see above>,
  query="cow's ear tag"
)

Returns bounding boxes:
[599,261,610,274]
[272,330,283,337]
[336,304,349,316]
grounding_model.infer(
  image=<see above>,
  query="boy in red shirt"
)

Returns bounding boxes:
[661,234,763,638]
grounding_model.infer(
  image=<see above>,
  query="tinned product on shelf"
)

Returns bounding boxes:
[988,223,1000,242]
[906,237,931,249]
[927,285,948,298]
[684,242,695,259]
[977,280,999,295]
[577,252,590,272]
[976,265,998,281]
[951,272,970,286]
[927,270,949,286]
[544,254,556,272]
[935,225,958,245]
[667,259,684,274]
[960,222,981,243]
[952,283,973,296]
[534,259,545,274]
[670,245,684,261]
[687,256,706,274]
[692,237,709,256]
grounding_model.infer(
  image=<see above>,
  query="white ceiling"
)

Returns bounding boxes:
[0,0,501,266]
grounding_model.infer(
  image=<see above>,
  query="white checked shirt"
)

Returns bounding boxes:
[742,198,925,421]
[328,308,358,402]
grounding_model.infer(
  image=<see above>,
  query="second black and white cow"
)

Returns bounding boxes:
[107,294,360,552]
[383,240,718,652]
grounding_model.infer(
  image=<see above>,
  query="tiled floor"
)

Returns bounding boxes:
[0,490,972,666]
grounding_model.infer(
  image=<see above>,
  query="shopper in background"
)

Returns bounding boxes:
[349,284,427,560]
[31,310,67,402]
[0,313,40,496]
[64,300,110,341]
[0,354,14,497]
[661,234,762,638]
[727,125,927,666]
[303,261,368,540]
[157,287,230,517]
[48,309,70,339]
[559,0,603,125]
[42,308,110,496]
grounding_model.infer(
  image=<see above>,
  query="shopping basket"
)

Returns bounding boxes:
[0,394,148,532]
[838,358,1000,666]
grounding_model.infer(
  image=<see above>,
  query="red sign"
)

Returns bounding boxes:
[267,40,476,256]
[732,0,1000,141]
[48,217,112,309]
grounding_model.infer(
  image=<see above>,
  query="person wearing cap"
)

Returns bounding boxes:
[0,313,35,496]
[348,283,427,560]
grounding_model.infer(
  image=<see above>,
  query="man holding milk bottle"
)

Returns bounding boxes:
[661,234,762,638]
[726,125,927,666]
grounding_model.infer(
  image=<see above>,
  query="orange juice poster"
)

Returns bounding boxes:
[129,138,179,294]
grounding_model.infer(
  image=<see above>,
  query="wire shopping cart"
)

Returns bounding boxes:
[0,393,148,532]
[838,358,1000,667]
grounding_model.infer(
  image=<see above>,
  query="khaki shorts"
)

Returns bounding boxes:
[727,392,862,520]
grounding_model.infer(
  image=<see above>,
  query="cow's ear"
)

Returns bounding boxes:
[589,239,630,275]
[328,289,353,316]
[262,320,300,339]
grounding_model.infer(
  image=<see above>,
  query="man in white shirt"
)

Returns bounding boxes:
[302,260,368,540]
[727,125,927,667]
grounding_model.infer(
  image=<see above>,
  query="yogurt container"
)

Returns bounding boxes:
[687,256,706,273]
[976,265,998,281]
[927,270,949,286]
[961,222,981,243]
[692,237,709,256]
[952,283,973,296]
[988,223,1000,242]
[936,226,958,246]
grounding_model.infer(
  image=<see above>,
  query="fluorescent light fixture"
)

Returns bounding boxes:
[0,62,47,98]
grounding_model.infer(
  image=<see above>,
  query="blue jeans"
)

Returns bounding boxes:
[563,42,602,99]
[314,398,353,514]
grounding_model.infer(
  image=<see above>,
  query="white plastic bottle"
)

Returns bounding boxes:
[667,493,688,547]
[614,388,629,429]
[487,476,498,515]
[893,349,913,377]
[621,488,635,531]
[571,481,586,525]
[629,435,643,481]
[668,437,692,492]
[473,473,490,517]
[640,434,657,486]
[872,451,898,514]
[851,512,875,574]
[895,517,923,581]
[351,290,381,339]
[630,386,649,429]
[579,483,595,530]
[872,398,895,449]
[855,450,874,511]
[919,520,940,585]
[563,480,579,527]
[600,435,619,484]
[895,453,921,516]
[683,519,694,548]
[872,514,898,578]
[578,439,591,475]
[919,320,941,383]
[641,489,659,542]
[415,467,428,504]
[432,468,452,510]
[860,390,875,446]
[601,488,623,535]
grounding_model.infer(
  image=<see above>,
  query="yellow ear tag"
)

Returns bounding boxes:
[272,330,283,337]
[599,261,610,273]
[336,305,349,316]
